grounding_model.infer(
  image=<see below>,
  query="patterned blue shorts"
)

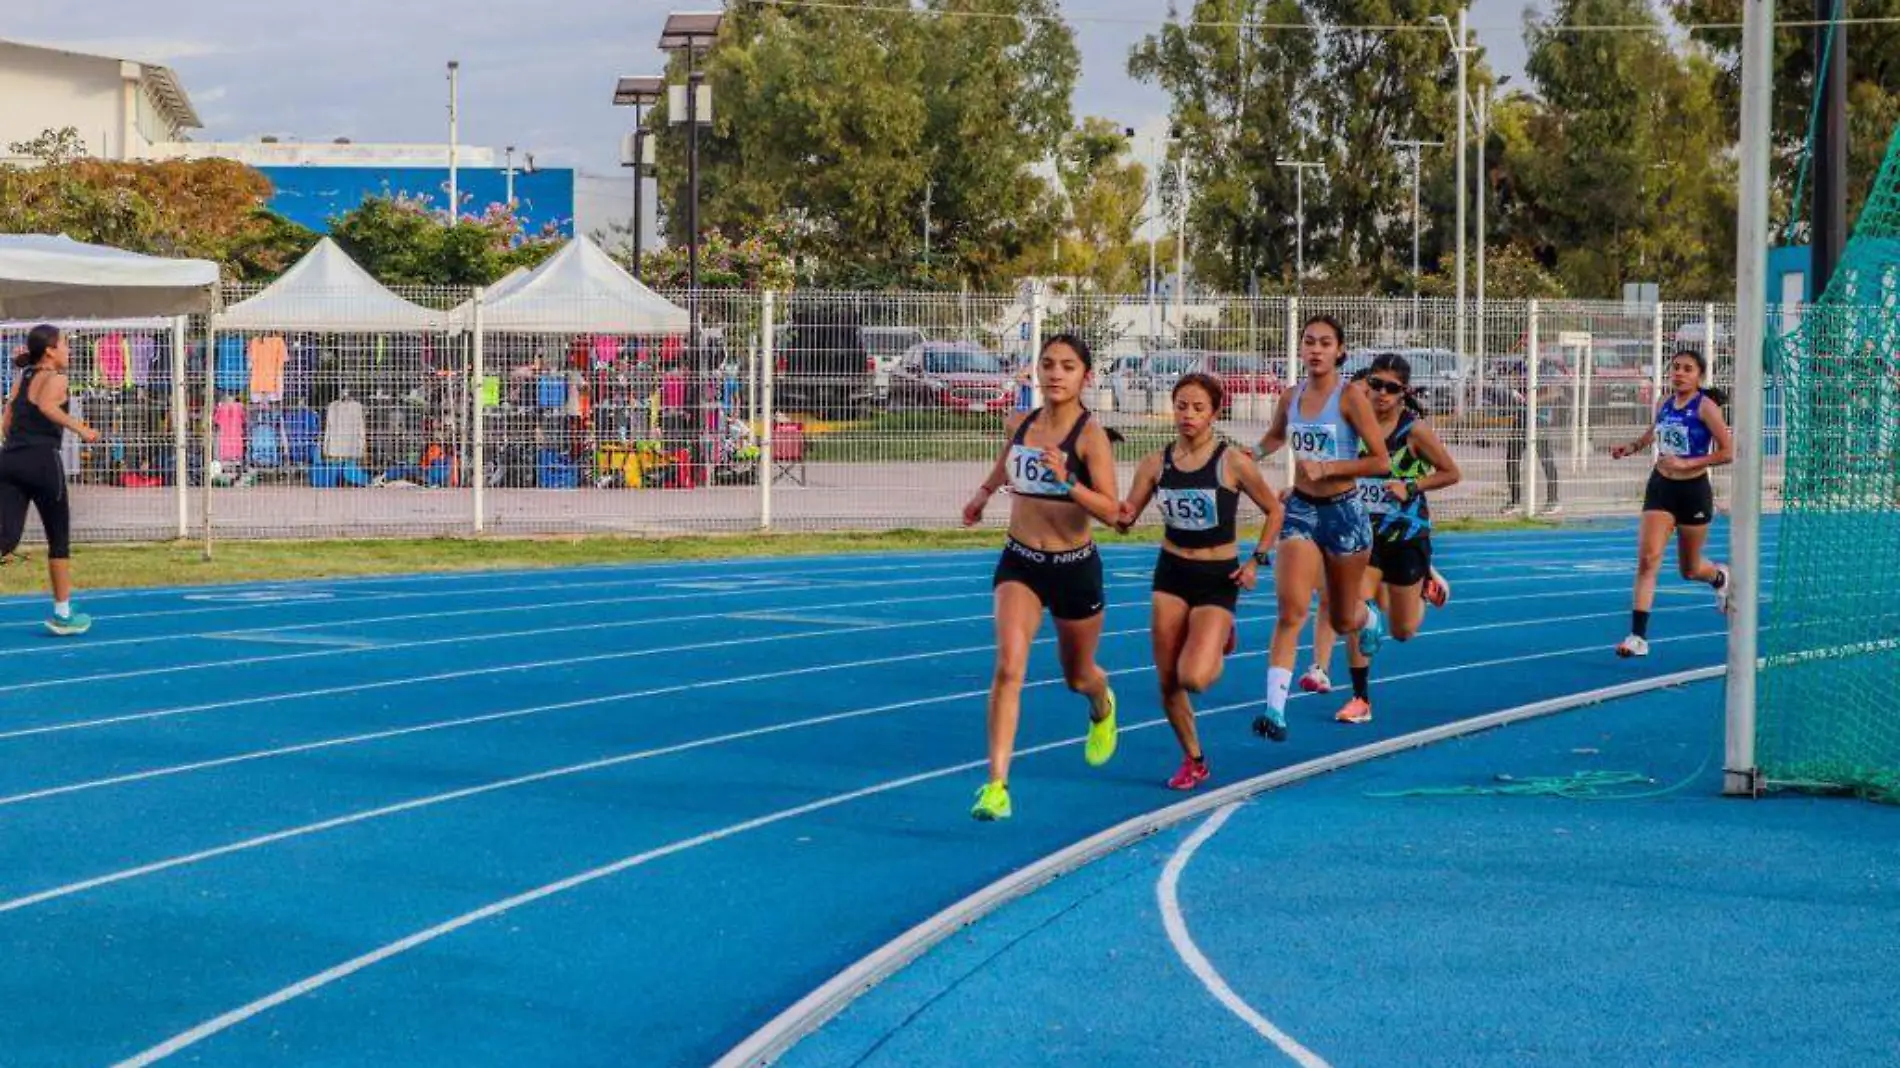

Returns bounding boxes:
[1279,489,1374,556]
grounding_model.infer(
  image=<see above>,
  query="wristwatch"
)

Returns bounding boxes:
[1251,547,1272,566]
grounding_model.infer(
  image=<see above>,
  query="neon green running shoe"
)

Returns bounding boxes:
[970,780,1012,822]
[1084,687,1118,767]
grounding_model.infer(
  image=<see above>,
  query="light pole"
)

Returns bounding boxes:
[446,60,459,223]
[1275,158,1323,293]
[612,75,665,281]
[1167,126,1189,339]
[658,11,723,298]
[504,145,515,208]
[1388,135,1442,329]
[1433,10,1473,359]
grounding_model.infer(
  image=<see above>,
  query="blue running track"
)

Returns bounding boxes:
[0,523,1771,1066]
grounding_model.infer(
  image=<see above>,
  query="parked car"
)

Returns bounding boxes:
[1586,338,1658,418]
[1345,347,1469,412]
[1201,352,1284,397]
[776,300,876,419]
[1104,355,1144,411]
[1136,351,1204,406]
[863,326,927,401]
[887,342,1016,413]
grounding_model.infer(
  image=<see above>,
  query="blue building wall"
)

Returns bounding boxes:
[1768,245,1812,305]
[257,166,576,238]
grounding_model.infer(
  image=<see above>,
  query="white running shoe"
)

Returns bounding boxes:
[1298,665,1333,694]
[1423,566,1451,608]
[1616,634,1650,658]
[1713,564,1732,615]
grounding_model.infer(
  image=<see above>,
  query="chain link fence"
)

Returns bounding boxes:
[3,288,1788,544]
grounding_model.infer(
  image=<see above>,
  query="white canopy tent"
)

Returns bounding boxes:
[0,234,219,320]
[450,264,533,326]
[479,235,690,334]
[217,237,451,333]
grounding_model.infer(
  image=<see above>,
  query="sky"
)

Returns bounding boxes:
[7,0,1541,178]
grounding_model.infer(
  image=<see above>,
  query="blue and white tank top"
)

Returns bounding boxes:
[1006,408,1094,501]
[1287,380,1360,464]
[1655,391,1714,460]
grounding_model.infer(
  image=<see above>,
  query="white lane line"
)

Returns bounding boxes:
[0,574,1070,699]
[201,633,382,650]
[0,581,1661,746]
[0,564,1007,659]
[103,627,1729,1068]
[0,604,1714,910]
[1159,804,1332,1067]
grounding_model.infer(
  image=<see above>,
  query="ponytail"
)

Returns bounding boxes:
[14,324,59,369]
[1702,386,1729,407]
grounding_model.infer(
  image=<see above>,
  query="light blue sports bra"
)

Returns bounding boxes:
[1287,379,1360,463]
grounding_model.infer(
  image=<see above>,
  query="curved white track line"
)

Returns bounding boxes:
[1159,804,1331,1067]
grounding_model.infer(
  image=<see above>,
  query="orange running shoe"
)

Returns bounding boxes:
[1334,697,1373,724]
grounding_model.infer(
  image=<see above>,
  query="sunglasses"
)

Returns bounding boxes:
[1365,376,1408,396]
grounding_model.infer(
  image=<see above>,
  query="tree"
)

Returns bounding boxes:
[1131,0,1474,294]
[1501,0,1736,298]
[650,0,1078,289]
[1666,0,1900,233]
[601,224,797,291]
[329,195,561,287]
[1039,118,1149,290]
[0,127,318,280]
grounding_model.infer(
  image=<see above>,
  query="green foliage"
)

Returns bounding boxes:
[604,223,797,290]
[1131,0,1469,293]
[327,195,561,286]
[0,127,318,279]
[651,0,1078,290]
[1503,0,1736,300]
[1667,0,1900,233]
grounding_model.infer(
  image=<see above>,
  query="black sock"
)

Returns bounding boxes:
[1191,753,1206,766]
[1632,610,1651,639]
[1351,666,1371,701]
[1711,568,1728,589]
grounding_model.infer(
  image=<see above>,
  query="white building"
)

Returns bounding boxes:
[0,38,200,163]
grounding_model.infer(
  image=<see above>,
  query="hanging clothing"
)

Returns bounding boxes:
[249,336,288,401]
[323,397,367,460]
[282,407,321,465]
[214,400,246,463]
[129,334,158,387]
[592,336,620,366]
[285,340,317,403]
[95,334,128,388]
[215,335,248,393]
[247,409,284,467]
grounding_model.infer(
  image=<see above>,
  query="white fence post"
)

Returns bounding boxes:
[1283,297,1298,485]
[760,289,776,530]
[201,316,218,560]
[1525,299,1541,518]
[1651,302,1666,417]
[170,315,188,540]
[1703,300,1718,383]
[1028,281,1044,408]
[471,286,486,535]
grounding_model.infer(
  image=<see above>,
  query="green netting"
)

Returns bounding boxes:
[1759,123,1900,803]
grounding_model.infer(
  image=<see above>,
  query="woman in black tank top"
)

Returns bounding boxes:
[2,325,101,636]
[961,333,1125,821]
[1117,373,1284,791]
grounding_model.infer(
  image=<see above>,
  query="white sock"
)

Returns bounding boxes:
[53,600,70,619]
[1266,666,1292,718]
